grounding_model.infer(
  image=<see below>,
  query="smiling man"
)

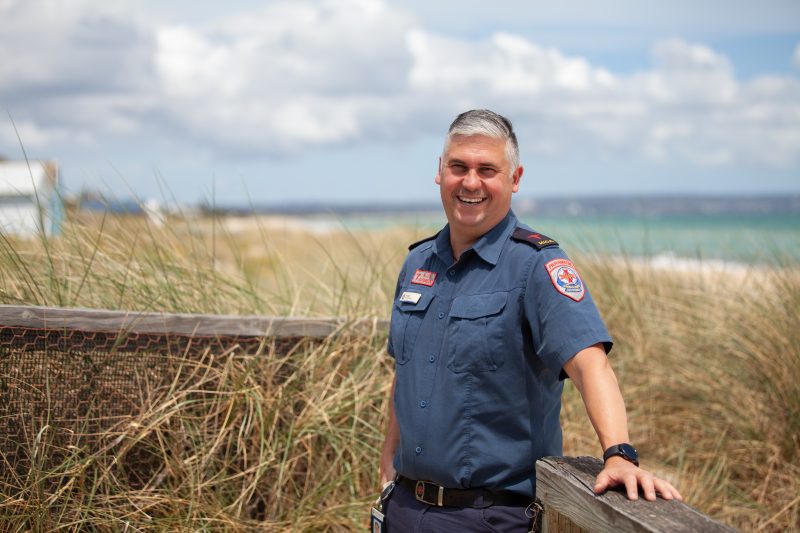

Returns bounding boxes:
[377,109,681,532]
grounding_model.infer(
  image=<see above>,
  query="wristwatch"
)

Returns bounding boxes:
[603,443,639,466]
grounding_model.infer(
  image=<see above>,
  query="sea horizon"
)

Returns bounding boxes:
[200,192,800,217]
[220,209,799,267]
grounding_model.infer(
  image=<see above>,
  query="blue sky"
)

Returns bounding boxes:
[1,0,798,206]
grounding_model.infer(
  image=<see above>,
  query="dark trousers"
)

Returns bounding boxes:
[384,481,532,533]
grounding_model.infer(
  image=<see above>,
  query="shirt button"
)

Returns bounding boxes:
[415,446,422,455]
[419,400,427,408]
[448,269,456,276]
[437,312,445,319]
[429,355,436,363]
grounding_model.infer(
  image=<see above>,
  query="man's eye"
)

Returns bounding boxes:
[449,164,468,174]
[479,168,499,178]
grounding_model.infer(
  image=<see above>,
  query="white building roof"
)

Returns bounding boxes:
[0,161,56,196]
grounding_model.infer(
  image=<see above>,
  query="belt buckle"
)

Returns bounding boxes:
[415,480,444,506]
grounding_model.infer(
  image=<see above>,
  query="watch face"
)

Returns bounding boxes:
[619,443,638,460]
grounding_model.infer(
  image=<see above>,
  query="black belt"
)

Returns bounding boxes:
[398,476,531,509]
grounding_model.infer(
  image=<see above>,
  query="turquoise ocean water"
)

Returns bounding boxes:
[519,213,800,265]
[322,212,800,266]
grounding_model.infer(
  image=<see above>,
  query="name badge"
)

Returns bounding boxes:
[370,505,385,532]
[399,291,422,304]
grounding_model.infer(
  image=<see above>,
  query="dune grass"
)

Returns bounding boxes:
[0,210,798,531]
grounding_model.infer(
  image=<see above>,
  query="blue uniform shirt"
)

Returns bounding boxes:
[388,210,612,497]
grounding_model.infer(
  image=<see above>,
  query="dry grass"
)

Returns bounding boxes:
[1,211,798,532]
[0,211,420,317]
[563,258,800,532]
[1,336,391,532]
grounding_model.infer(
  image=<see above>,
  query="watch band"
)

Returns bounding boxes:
[603,443,639,466]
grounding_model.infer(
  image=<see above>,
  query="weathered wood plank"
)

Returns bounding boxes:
[0,304,389,339]
[536,456,737,533]
[543,511,589,533]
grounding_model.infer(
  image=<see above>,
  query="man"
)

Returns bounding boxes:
[378,110,681,531]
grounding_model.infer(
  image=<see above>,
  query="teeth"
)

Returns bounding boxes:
[459,197,485,204]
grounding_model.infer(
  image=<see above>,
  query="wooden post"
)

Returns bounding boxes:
[535,456,737,532]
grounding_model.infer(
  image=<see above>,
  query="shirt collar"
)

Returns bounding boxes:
[433,210,517,267]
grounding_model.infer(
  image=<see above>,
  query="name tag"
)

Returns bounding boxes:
[399,291,422,304]
[370,505,385,532]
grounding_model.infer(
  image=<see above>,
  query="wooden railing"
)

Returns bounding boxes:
[1,305,734,531]
[0,304,387,472]
[0,304,388,338]
[536,456,736,532]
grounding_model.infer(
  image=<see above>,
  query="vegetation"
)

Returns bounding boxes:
[0,210,798,531]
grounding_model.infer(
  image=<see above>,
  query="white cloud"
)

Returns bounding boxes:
[154,0,415,154]
[404,31,799,167]
[644,38,737,105]
[407,30,616,96]
[0,118,93,151]
[0,0,156,146]
[1,0,799,169]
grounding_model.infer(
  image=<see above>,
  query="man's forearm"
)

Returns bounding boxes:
[563,343,683,501]
[563,343,630,451]
[379,375,400,486]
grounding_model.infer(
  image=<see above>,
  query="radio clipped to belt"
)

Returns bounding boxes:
[370,478,396,533]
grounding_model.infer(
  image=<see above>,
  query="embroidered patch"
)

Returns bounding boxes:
[411,269,437,287]
[399,291,422,304]
[545,259,585,302]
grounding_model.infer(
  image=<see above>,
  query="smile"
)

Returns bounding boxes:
[457,196,486,205]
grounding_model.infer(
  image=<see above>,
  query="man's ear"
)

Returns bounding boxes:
[511,165,523,193]
[435,157,442,184]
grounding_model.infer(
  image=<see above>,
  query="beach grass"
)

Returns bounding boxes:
[0,210,798,532]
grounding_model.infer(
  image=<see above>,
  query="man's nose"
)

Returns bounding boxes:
[462,170,481,189]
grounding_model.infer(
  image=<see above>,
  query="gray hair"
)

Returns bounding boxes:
[442,109,520,173]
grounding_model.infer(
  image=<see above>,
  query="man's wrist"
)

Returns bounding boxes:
[602,443,639,466]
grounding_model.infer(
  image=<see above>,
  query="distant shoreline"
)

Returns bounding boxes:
[201,211,799,268]
[204,193,800,217]
[70,193,798,218]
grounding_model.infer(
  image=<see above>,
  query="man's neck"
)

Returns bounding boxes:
[447,211,513,262]
[449,234,477,262]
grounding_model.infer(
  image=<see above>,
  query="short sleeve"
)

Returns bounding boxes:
[386,265,407,359]
[523,248,612,379]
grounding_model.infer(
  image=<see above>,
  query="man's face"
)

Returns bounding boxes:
[436,134,522,245]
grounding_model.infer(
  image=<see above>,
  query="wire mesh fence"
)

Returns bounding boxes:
[0,316,316,485]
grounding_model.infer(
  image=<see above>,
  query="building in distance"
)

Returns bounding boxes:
[0,159,62,237]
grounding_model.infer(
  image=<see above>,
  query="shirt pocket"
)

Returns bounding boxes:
[390,291,435,364]
[446,292,508,373]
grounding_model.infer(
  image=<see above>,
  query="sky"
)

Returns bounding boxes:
[1,0,799,206]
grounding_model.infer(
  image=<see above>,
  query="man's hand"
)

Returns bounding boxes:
[594,456,683,501]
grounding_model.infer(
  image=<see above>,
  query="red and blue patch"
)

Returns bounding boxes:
[545,259,585,302]
[411,269,437,287]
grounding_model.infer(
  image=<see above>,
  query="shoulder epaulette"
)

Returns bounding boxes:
[408,232,439,251]
[510,227,558,250]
